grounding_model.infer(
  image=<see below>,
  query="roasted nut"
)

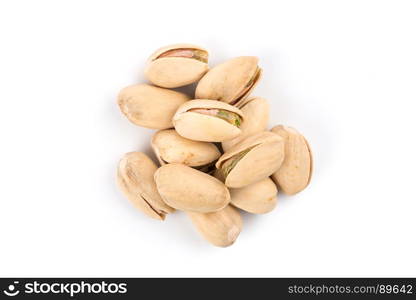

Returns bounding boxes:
[215,132,285,188]
[144,44,209,88]
[173,99,244,142]
[117,152,174,220]
[271,125,313,195]
[187,205,242,247]
[230,178,277,214]
[154,163,230,212]
[222,97,270,151]
[195,56,262,106]
[151,129,221,168]
[118,84,189,129]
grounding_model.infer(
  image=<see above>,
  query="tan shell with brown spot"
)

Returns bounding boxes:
[117,152,174,220]
[271,125,313,195]
[151,129,221,167]
[173,99,244,142]
[230,177,277,214]
[187,205,242,247]
[215,131,285,188]
[118,84,190,129]
[222,97,270,151]
[195,56,262,106]
[154,163,230,213]
[144,43,209,88]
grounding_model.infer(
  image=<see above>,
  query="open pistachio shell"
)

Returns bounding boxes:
[222,97,270,151]
[144,43,209,88]
[215,132,285,188]
[118,84,190,129]
[173,99,244,142]
[187,205,242,247]
[230,177,277,214]
[271,125,313,195]
[151,129,221,167]
[117,152,174,220]
[154,163,230,213]
[195,56,262,106]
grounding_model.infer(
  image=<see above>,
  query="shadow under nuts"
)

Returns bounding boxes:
[145,43,209,88]
[154,163,230,213]
[117,152,174,220]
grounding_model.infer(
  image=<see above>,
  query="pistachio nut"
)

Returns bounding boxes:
[271,125,313,195]
[222,97,270,151]
[117,152,174,220]
[215,131,285,188]
[144,44,209,88]
[173,99,244,142]
[154,163,230,213]
[230,178,277,214]
[151,129,221,168]
[118,84,190,129]
[187,205,242,247]
[195,56,262,106]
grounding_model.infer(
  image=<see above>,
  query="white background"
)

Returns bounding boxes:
[0,0,415,277]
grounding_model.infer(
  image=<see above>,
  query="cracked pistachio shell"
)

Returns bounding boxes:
[187,205,242,247]
[151,129,221,167]
[154,163,230,213]
[117,152,174,220]
[230,177,277,214]
[144,43,209,88]
[216,131,285,188]
[173,99,244,142]
[118,84,190,129]
[195,56,262,106]
[271,125,313,195]
[222,97,270,151]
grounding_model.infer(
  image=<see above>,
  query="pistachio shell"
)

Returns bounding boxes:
[118,84,190,129]
[187,205,242,247]
[216,132,285,188]
[195,56,262,105]
[230,178,277,214]
[117,152,174,220]
[173,99,244,142]
[154,163,230,213]
[144,43,209,88]
[222,97,270,151]
[271,125,312,195]
[151,129,221,167]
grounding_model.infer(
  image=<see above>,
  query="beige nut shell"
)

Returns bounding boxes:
[151,129,221,167]
[173,99,244,142]
[216,132,285,188]
[187,205,242,247]
[118,84,190,129]
[222,97,270,151]
[230,177,277,214]
[195,56,261,105]
[117,152,174,220]
[271,125,313,195]
[144,43,209,88]
[154,163,230,213]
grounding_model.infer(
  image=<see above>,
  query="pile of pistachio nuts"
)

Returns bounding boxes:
[117,43,313,247]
